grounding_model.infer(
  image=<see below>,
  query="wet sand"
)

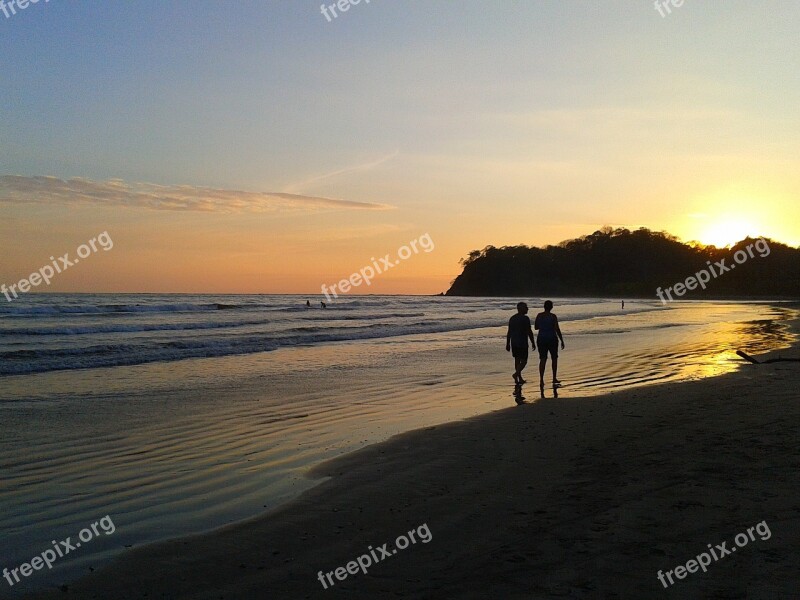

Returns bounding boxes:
[24,332,800,599]
[7,301,795,595]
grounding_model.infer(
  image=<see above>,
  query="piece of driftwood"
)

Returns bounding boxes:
[736,350,800,364]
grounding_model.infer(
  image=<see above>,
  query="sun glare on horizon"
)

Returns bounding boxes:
[698,218,758,248]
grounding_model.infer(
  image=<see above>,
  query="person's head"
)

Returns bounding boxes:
[516,301,528,314]
[544,300,553,312]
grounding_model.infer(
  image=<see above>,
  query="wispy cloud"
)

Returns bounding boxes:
[284,151,400,193]
[0,176,393,213]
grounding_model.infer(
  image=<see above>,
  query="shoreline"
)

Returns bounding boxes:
[23,331,800,599]
[5,300,795,597]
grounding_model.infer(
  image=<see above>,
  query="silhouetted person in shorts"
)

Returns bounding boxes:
[535,300,565,391]
[506,302,535,384]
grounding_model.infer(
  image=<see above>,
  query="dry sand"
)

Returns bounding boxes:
[26,343,800,599]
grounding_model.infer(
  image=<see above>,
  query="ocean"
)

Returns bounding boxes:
[0,294,678,376]
[1,295,796,593]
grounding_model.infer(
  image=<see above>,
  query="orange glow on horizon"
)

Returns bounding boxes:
[697,217,759,248]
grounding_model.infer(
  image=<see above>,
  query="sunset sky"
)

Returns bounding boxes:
[1,1,798,295]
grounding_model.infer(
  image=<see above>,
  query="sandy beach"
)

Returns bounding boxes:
[22,322,800,599]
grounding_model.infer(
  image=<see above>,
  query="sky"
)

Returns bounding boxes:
[1,0,798,295]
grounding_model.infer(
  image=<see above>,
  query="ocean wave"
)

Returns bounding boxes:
[0,295,672,376]
[0,320,501,376]
[0,320,267,336]
[0,312,432,336]
[0,303,243,316]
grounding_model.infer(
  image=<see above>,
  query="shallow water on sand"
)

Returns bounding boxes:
[0,298,796,593]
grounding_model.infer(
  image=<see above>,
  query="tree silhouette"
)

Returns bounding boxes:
[446,227,800,298]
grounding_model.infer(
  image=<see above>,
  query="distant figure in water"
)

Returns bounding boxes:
[306,300,311,307]
[321,301,327,308]
[506,302,536,384]
[535,300,565,391]
[621,300,625,310]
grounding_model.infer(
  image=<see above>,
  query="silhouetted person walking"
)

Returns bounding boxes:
[535,300,565,391]
[506,302,535,384]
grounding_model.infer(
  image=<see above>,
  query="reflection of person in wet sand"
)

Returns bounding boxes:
[513,383,525,405]
[506,302,536,384]
[535,300,565,391]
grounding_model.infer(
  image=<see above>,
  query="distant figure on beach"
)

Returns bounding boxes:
[306,300,311,307]
[534,300,565,391]
[506,302,536,384]
[321,301,327,308]
[621,300,625,310]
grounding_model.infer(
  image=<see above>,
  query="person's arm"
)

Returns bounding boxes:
[534,314,540,331]
[528,322,536,350]
[506,320,512,352]
[554,315,565,349]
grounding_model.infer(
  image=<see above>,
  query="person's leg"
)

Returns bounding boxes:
[518,356,528,382]
[551,342,560,383]
[539,356,546,388]
[513,356,521,381]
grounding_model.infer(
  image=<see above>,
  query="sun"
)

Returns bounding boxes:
[698,218,756,248]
